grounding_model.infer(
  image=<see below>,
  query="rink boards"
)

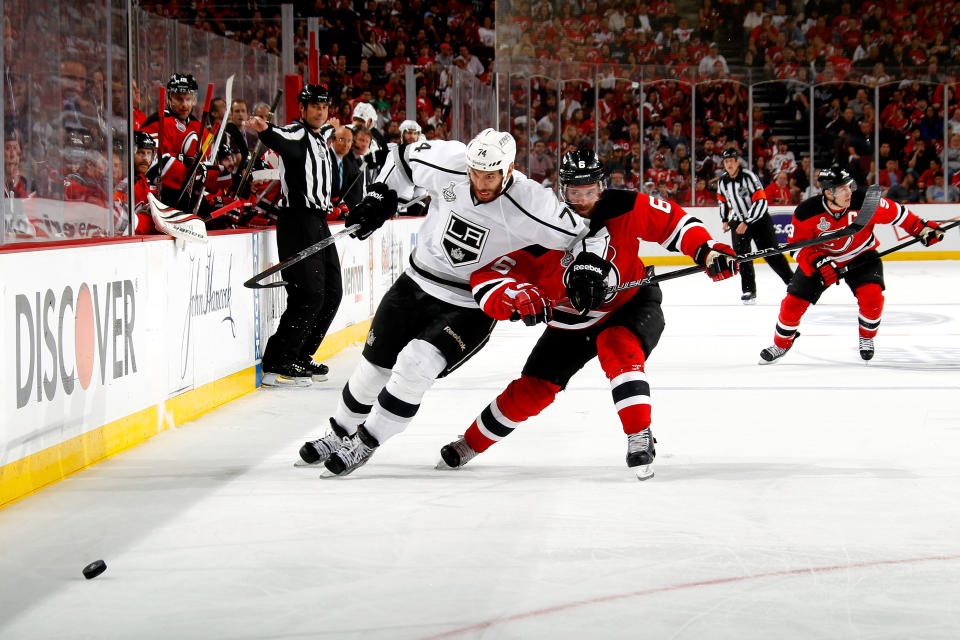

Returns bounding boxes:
[1,205,958,508]
[0,218,420,508]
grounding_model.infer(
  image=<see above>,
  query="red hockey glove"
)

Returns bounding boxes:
[908,219,944,247]
[811,254,839,287]
[694,241,739,282]
[497,283,552,326]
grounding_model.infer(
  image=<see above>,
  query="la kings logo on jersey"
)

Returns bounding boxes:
[442,212,489,267]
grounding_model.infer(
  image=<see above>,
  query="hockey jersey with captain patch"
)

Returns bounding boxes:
[470,190,716,330]
[790,190,925,274]
[376,139,608,307]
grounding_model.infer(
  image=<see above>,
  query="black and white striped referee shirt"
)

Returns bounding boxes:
[257,120,335,212]
[716,167,769,225]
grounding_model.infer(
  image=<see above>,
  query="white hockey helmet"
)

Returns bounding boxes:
[399,119,421,133]
[352,102,377,126]
[465,128,516,173]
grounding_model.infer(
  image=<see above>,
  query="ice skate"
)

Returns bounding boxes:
[296,418,349,466]
[859,337,875,361]
[626,428,656,480]
[741,291,757,305]
[323,425,378,476]
[262,362,312,387]
[759,332,800,364]
[300,359,329,382]
[437,436,479,470]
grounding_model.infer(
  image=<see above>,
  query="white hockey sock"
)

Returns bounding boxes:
[333,356,392,432]
[364,339,447,443]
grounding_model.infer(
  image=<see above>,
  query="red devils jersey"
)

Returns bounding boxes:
[471,191,714,330]
[791,190,924,275]
[140,110,204,158]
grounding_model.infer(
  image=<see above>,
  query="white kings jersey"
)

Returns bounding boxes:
[379,143,428,204]
[376,140,608,307]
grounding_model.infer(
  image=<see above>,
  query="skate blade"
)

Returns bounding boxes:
[311,374,328,382]
[435,458,459,470]
[634,465,654,481]
[262,373,312,388]
[294,458,322,467]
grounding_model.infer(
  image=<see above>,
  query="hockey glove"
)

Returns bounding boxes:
[694,241,739,282]
[345,183,399,240]
[499,283,552,326]
[908,219,944,247]
[565,251,613,313]
[811,254,839,287]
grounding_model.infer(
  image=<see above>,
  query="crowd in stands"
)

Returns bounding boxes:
[6,0,960,243]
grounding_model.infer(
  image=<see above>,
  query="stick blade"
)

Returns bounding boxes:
[851,184,882,230]
[148,193,208,243]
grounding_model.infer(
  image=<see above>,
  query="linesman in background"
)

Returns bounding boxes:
[717,147,793,304]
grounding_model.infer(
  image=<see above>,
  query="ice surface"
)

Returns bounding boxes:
[1,262,958,639]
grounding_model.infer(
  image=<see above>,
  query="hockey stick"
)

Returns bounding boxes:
[560,185,883,302]
[243,193,427,289]
[189,75,236,216]
[838,218,960,273]
[155,87,166,191]
[174,82,215,207]
[203,75,234,163]
[148,192,207,243]
[235,90,283,198]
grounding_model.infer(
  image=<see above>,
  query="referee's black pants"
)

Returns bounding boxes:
[730,213,794,294]
[262,210,342,368]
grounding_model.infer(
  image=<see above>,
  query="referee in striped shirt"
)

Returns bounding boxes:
[246,84,342,386]
[717,147,793,304]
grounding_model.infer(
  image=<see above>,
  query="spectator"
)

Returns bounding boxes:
[529,139,555,184]
[330,125,361,209]
[698,43,729,77]
[947,133,960,176]
[878,159,902,190]
[925,174,959,203]
[886,172,922,204]
[766,171,792,205]
[458,45,485,76]
[608,167,627,189]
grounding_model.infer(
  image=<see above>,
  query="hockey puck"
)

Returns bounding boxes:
[82,559,107,580]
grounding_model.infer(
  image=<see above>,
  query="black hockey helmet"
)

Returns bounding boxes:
[721,147,740,159]
[818,165,855,192]
[559,149,605,188]
[134,130,156,151]
[166,73,198,95]
[297,83,330,105]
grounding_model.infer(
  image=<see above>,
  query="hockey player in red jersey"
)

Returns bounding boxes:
[140,73,205,159]
[125,131,159,234]
[759,166,944,364]
[438,149,738,479]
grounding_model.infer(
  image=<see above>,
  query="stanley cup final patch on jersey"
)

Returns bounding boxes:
[442,181,457,202]
[442,212,489,267]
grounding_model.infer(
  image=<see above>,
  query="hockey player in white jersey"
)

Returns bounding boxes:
[297,128,610,476]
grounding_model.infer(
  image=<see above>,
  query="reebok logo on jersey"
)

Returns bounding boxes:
[443,326,467,351]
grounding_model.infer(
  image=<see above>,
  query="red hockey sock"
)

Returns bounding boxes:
[597,326,651,436]
[855,283,884,338]
[463,375,561,453]
[774,294,810,348]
